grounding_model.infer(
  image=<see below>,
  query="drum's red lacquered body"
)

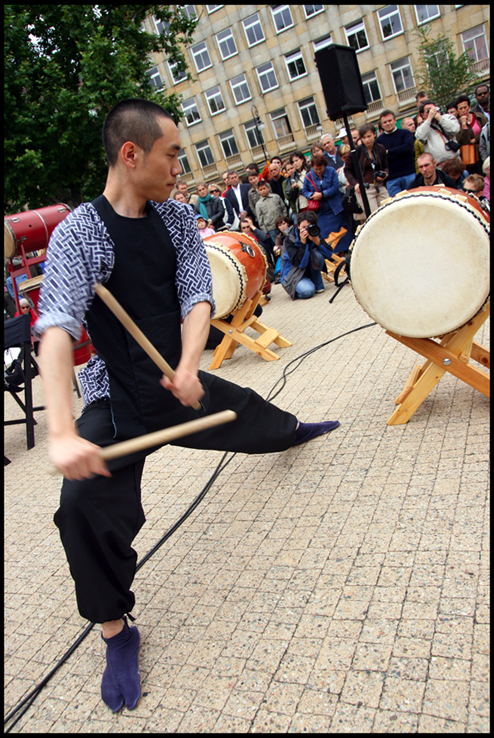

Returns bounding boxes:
[4,204,71,258]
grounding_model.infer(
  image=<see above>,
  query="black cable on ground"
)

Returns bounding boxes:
[4,320,377,732]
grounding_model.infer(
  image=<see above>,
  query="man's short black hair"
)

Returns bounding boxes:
[102,98,173,167]
[297,210,318,227]
[475,83,489,94]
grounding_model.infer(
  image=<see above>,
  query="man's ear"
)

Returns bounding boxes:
[120,141,140,169]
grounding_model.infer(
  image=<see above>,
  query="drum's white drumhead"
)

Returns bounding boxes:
[205,243,248,319]
[351,193,490,337]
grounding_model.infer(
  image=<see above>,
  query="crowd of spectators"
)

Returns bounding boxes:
[169,83,489,302]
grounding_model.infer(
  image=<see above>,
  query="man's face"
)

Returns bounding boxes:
[418,156,436,179]
[423,103,436,117]
[417,94,428,108]
[380,114,395,132]
[136,117,182,202]
[240,222,251,233]
[229,172,239,186]
[258,185,269,197]
[446,106,459,119]
[476,86,489,105]
[269,164,280,179]
[322,137,336,154]
[174,192,186,203]
[401,118,415,133]
[177,182,188,196]
[222,172,230,185]
[299,220,310,233]
[351,129,360,145]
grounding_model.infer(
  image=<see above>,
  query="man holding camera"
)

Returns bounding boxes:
[280,211,326,300]
[415,100,460,165]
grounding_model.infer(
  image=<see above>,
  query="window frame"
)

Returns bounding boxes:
[181,97,202,127]
[256,61,279,94]
[389,57,415,95]
[313,35,334,53]
[218,129,240,159]
[244,120,265,149]
[229,73,252,105]
[177,149,192,175]
[152,14,169,35]
[271,5,294,34]
[304,5,325,20]
[206,4,223,13]
[269,107,292,139]
[216,27,238,60]
[190,40,212,73]
[377,5,404,42]
[204,85,226,116]
[194,140,215,168]
[297,96,321,128]
[168,58,187,85]
[461,24,489,63]
[242,13,265,48]
[414,5,440,25]
[345,20,370,53]
[361,71,382,104]
[284,49,308,82]
[147,66,164,91]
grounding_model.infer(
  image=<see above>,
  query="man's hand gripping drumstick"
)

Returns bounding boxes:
[94,282,204,410]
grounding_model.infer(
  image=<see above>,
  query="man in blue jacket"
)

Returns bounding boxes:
[376,110,416,197]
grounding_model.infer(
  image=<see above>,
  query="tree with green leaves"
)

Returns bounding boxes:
[4,5,198,213]
[413,23,479,112]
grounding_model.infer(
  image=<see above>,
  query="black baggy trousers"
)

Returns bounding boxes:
[54,373,297,623]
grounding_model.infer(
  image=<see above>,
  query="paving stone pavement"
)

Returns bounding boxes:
[5,278,490,733]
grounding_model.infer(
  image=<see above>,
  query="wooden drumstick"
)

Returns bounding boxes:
[50,410,237,475]
[94,282,201,411]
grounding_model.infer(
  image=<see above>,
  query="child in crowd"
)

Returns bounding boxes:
[195,214,216,239]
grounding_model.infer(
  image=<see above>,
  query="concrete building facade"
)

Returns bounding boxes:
[144,4,490,187]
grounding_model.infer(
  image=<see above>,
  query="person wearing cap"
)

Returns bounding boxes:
[14,298,38,329]
[338,127,360,147]
[194,214,216,239]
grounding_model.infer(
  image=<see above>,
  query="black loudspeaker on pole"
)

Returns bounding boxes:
[314,44,371,218]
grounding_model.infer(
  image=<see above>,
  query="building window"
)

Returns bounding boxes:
[147,67,163,90]
[178,149,192,175]
[389,57,415,94]
[313,36,334,53]
[414,5,440,24]
[297,97,320,128]
[230,74,252,105]
[190,41,212,73]
[216,28,237,60]
[271,5,294,33]
[345,20,369,52]
[218,129,239,159]
[168,59,187,84]
[195,140,215,168]
[285,50,307,81]
[461,25,489,63]
[270,108,292,139]
[204,86,226,116]
[206,4,223,12]
[153,15,170,35]
[256,62,279,93]
[304,5,324,19]
[244,120,265,149]
[243,13,265,48]
[378,5,403,41]
[179,5,196,21]
[182,97,201,127]
[361,72,382,104]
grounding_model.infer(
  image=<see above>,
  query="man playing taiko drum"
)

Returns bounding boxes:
[33,99,340,713]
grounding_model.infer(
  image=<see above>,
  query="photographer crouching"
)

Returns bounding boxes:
[280,211,326,299]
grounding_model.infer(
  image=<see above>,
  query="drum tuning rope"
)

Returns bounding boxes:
[4,321,377,731]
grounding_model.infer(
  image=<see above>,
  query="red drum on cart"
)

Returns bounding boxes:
[4,203,71,258]
[203,231,268,318]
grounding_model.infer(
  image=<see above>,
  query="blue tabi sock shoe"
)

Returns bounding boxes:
[293,420,340,446]
[101,615,141,712]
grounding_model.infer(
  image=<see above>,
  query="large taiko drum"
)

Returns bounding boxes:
[19,274,94,365]
[203,231,268,318]
[350,187,490,338]
[4,203,71,259]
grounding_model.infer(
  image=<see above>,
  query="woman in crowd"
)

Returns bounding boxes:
[455,93,488,174]
[344,123,389,222]
[193,182,225,231]
[285,150,309,224]
[439,157,469,190]
[302,154,353,256]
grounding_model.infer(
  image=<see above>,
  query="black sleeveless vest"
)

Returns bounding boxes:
[86,196,186,439]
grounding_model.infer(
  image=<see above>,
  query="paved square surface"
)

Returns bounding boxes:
[5,278,490,733]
